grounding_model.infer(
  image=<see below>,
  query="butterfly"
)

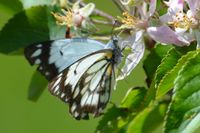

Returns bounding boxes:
[24,37,123,120]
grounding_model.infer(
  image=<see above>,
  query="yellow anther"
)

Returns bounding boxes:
[52,9,73,27]
[169,11,195,30]
[121,12,138,28]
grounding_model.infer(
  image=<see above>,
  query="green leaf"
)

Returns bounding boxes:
[96,106,130,133]
[156,50,198,99]
[143,44,173,84]
[127,108,152,133]
[155,48,181,87]
[96,87,147,133]
[143,104,168,133]
[19,0,54,9]
[28,71,48,101]
[174,43,196,55]
[0,6,49,53]
[143,80,157,107]
[127,103,167,133]
[145,44,196,104]
[144,46,175,106]
[120,87,147,111]
[0,0,23,29]
[164,50,200,133]
[0,6,65,54]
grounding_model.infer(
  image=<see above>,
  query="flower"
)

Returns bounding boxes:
[147,0,200,46]
[118,12,145,30]
[117,0,157,79]
[52,2,95,28]
[148,25,195,45]
[185,0,200,17]
[185,0,200,48]
[52,9,73,26]
[117,30,145,80]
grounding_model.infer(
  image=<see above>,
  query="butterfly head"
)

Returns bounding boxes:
[112,35,118,45]
[106,36,123,65]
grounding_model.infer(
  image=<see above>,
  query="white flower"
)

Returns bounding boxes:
[118,31,145,80]
[52,2,95,28]
[117,0,157,79]
[147,0,200,46]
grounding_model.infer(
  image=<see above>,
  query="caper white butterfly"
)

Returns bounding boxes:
[25,37,123,120]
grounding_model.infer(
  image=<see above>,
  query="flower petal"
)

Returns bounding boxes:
[118,31,145,80]
[185,0,200,14]
[160,0,184,23]
[148,0,157,17]
[147,26,191,46]
[165,0,184,13]
[79,3,95,18]
[72,1,80,12]
[160,13,173,23]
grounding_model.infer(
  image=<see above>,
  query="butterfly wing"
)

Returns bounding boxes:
[24,38,105,80]
[48,49,116,120]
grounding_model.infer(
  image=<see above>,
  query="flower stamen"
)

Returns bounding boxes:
[52,9,73,27]
[121,12,138,28]
[169,11,196,30]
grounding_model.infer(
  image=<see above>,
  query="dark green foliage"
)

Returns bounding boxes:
[96,106,130,133]
[28,71,48,101]
[165,50,200,133]
[0,6,50,53]
[143,44,173,84]
[0,5,66,54]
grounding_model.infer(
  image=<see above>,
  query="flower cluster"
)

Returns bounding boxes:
[52,1,95,36]
[53,0,200,78]
[148,0,200,46]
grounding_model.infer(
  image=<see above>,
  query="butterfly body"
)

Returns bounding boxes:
[25,37,122,120]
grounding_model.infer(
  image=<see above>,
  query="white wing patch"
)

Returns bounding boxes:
[31,49,42,58]
[24,38,105,81]
[64,53,104,88]
[48,50,115,120]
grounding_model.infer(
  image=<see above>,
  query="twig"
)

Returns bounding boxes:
[91,19,113,25]
[92,8,115,22]
[79,2,115,23]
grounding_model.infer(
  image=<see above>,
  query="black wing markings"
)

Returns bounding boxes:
[25,41,60,80]
[48,49,115,119]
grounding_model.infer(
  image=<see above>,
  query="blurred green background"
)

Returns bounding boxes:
[0,0,146,133]
[0,54,145,133]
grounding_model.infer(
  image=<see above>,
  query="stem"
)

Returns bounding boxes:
[93,9,115,22]
[91,19,113,25]
[79,2,115,23]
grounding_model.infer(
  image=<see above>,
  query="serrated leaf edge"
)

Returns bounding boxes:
[163,50,200,132]
[156,50,200,99]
